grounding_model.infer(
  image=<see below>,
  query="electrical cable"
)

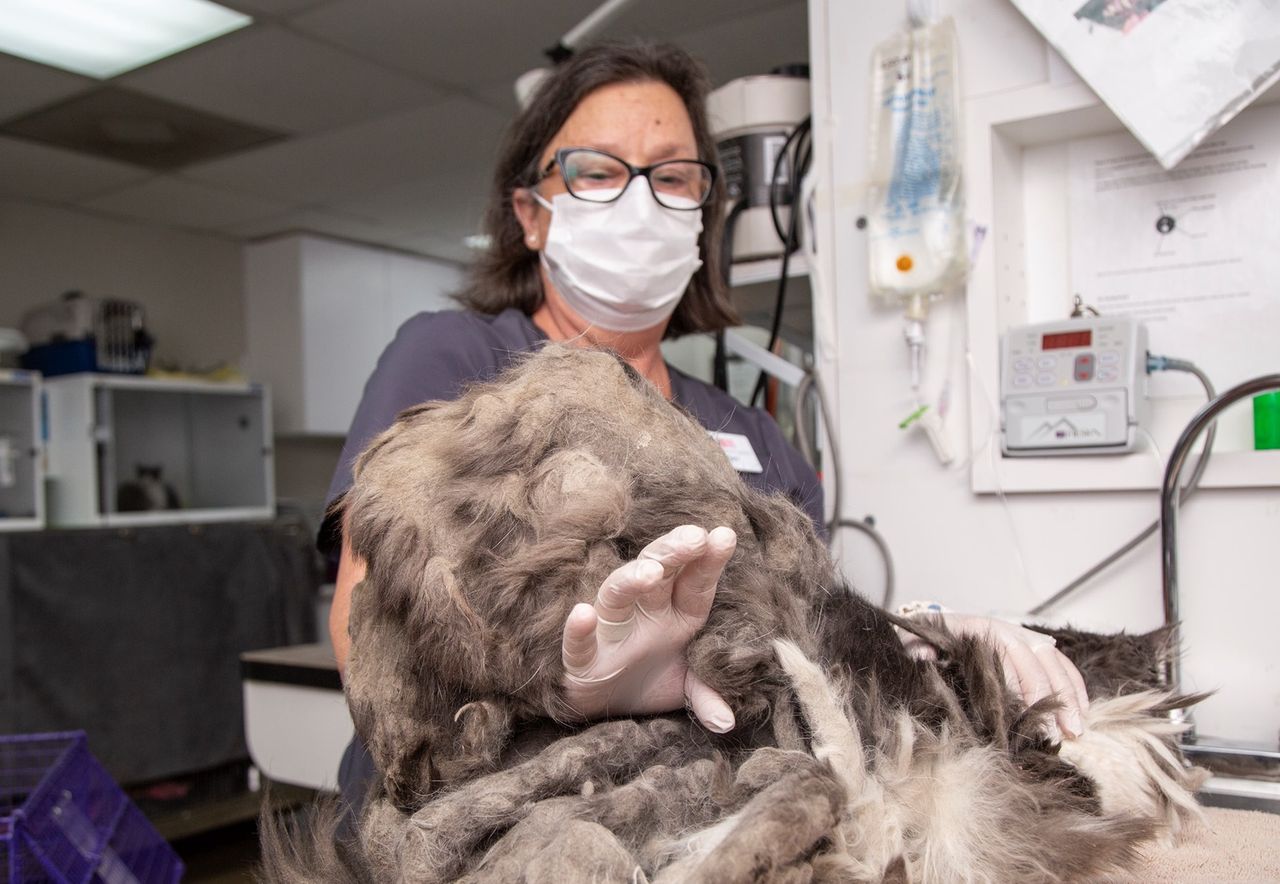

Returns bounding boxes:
[1028,355,1217,617]
[794,366,896,608]
[831,518,896,610]
[768,118,811,244]
[715,198,751,391]
[749,115,890,601]
[793,372,818,468]
[749,194,799,408]
[749,117,812,409]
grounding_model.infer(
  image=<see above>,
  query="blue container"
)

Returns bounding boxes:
[19,340,98,378]
[0,732,183,884]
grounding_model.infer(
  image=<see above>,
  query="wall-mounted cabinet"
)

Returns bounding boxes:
[0,370,43,531]
[244,234,465,436]
[44,374,274,527]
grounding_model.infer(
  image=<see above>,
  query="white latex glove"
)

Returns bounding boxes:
[900,614,1090,739]
[560,525,739,733]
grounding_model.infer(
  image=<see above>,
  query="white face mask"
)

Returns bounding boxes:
[534,183,704,333]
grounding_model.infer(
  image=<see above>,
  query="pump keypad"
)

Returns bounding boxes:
[1010,349,1126,390]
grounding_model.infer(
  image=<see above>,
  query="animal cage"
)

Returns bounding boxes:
[43,374,274,528]
[0,370,43,531]
[0,731,183,883]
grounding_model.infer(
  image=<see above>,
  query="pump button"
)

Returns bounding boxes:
[1074,353,1095,381]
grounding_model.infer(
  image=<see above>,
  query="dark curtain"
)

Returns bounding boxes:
[0,516,320,784]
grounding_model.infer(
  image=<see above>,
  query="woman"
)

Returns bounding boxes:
[323,40,1087,815]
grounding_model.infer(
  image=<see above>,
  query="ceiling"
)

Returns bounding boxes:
[0,0,809,264]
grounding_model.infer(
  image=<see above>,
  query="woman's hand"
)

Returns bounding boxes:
[901,614,1090,739]
[560,525,738,733]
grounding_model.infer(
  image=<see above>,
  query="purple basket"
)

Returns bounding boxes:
[0,732,183,884]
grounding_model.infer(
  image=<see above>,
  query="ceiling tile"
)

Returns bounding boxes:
[229,208,476,263]
[430,2,808,123]
[0,136,151,202]
[183,96,510,205]
[467,81,519,115]
[80,176,289,231]
[323,170,488,237]
[223,207,405,243]
[218,0,336,17]
[291,0,602,89]
[383,229,477,264]
[119,24,445,135]
[0,2,812,255]
[671,3,809,87]
[608,0,800,47]
[0,54,95,123]
[1,87,284,171]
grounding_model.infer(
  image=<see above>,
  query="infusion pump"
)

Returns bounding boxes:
[1000,317,1149,456]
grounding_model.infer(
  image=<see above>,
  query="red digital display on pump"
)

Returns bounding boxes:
[1042,330,1092,350]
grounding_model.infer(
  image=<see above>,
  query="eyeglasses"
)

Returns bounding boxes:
[536,147,716,211]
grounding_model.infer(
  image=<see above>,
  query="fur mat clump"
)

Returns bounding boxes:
[261,346,1208,884]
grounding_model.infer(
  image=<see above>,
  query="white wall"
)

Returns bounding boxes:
[809,0,1279,746]
[0,200,244,369]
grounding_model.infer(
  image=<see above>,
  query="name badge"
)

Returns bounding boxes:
[708,431,763,474]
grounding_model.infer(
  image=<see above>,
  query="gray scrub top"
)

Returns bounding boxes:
[320,308,825,555]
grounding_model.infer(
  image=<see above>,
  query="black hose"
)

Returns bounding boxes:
[750,118,812,410]
[1160,372,1280,690]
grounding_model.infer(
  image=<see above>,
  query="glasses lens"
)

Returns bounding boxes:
[649,161,713,209]
[561,149,630,202]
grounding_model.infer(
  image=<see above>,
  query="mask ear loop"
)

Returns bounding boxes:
[515,185,553,250]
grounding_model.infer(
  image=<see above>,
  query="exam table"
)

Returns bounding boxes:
[240,645,1280,880]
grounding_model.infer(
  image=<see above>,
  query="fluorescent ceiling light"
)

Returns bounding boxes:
[0,0,252,79]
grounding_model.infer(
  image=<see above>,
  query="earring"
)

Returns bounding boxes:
[527,234,538,246]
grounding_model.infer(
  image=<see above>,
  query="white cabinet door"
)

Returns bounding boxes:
[245,234,465,435]
[300,238,390,435]
[385,250,463,340]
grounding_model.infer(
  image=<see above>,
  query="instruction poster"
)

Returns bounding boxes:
[1007,0,1280,168]
[1068,103,1280,397]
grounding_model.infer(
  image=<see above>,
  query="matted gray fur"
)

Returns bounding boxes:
[261,344,1208,884]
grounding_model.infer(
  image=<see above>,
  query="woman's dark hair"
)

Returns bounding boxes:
[455,40,739,338]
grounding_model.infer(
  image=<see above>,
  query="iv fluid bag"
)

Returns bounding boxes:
[867,17,967,305]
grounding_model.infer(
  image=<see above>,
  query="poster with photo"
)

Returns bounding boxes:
[1006,0,1280,168]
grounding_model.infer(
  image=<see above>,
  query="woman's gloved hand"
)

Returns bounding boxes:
[899,613,1090,739]
[560,524,738,733]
